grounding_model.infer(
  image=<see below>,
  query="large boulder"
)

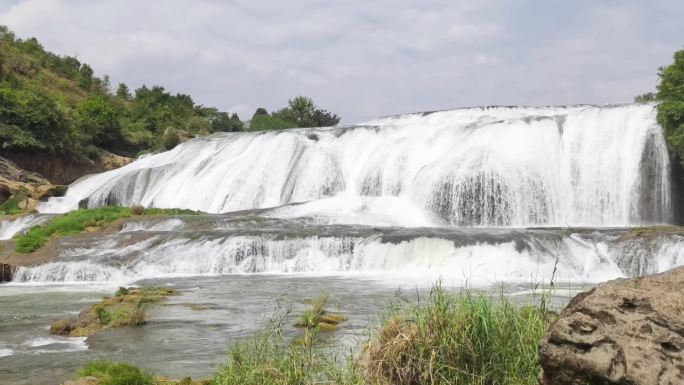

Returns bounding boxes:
[539,267,684,385]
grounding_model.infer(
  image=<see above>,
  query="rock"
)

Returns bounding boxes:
[50,319,75,335]
[0,263,13,282]
[0,156,65,207]
[62,376,100,385]
[539,266,684,385]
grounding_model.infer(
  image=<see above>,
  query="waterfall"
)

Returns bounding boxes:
[40,104,670,228]
[12,225,684,284]
[0,215,53,240]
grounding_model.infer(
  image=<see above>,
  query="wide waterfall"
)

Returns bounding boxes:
[41,104,671,227]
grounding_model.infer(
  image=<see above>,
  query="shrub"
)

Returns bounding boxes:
[78,359,154,385]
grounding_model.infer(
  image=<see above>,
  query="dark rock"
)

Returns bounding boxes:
[0,263,13,282]
[539,266,684,385]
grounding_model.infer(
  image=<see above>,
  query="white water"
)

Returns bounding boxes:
[12,229,684,285]
[0,215,52,240]
[41,104,670,228]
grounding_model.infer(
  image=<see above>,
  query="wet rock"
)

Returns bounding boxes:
[539,266,684,385]
[0,263,13,282]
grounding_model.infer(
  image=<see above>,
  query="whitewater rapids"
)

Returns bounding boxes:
[41,104,671,228]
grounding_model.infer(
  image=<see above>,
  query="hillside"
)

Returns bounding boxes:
[0,25,243,184]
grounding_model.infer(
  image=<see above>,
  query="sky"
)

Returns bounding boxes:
[0,0,682,124]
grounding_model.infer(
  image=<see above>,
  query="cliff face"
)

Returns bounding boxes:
[3,150,132,186]
[0,156,62,210]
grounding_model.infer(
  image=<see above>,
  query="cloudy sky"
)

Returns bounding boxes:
[0,0,682,123]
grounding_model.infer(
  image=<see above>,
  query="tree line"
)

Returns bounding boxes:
[0,25,340,160]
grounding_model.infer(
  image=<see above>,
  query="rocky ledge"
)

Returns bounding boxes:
[539,266,684,385]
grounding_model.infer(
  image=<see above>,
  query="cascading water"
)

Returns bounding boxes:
[0,215,53,240]
[41,104,671,227]
[5,103,681,285]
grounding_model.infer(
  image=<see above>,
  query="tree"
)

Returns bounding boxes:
[75,96,121,147]
[634,93,655,103]
[272,96,340,128]
[116,83,131,100]
[209,111,244,132]
[77,64,94,90]
[655,50,684,159]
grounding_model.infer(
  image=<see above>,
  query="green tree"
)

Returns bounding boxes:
[116,83,131,100]
[77,64,94,90]
[655,50,684,158]
[272,96,340,128]
[75,96,121,147]
[249,114,297,131]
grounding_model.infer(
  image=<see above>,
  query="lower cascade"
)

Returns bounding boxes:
[41,104,671,228]
[11,216,684,284]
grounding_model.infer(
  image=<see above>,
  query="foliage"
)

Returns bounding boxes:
[0,25,245,157]
[249,113,298,131]
[0,190,27,214]
[78,359,154,385]
[655,50,684,160]
[249,96,340,131]
[273,96,340,128]
[634,92,656,103]
[360,285,553,385]
[13,206,203,253]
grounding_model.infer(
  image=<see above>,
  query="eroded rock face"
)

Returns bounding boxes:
[0,156,64,208]
[539,266,684,385]
[0,263,13,282]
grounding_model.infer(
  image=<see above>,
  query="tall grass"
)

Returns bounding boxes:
[213,309,363,385]
[360,285,553,385]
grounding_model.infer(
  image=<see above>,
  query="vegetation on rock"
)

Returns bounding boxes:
[51,286,177,337]
[294,294,347,332]
[14,206,202,253]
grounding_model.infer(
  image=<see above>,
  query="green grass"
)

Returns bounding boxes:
[0,191,27,215]
[213,312,363,385]
[78,359,154,385]
[360,285,554,385]
[13,206,203,253]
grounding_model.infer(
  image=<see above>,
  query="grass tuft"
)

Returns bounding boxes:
[78,359,154,385]
[360,284,554,385]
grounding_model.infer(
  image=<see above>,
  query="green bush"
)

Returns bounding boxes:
[78,359,154,385]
